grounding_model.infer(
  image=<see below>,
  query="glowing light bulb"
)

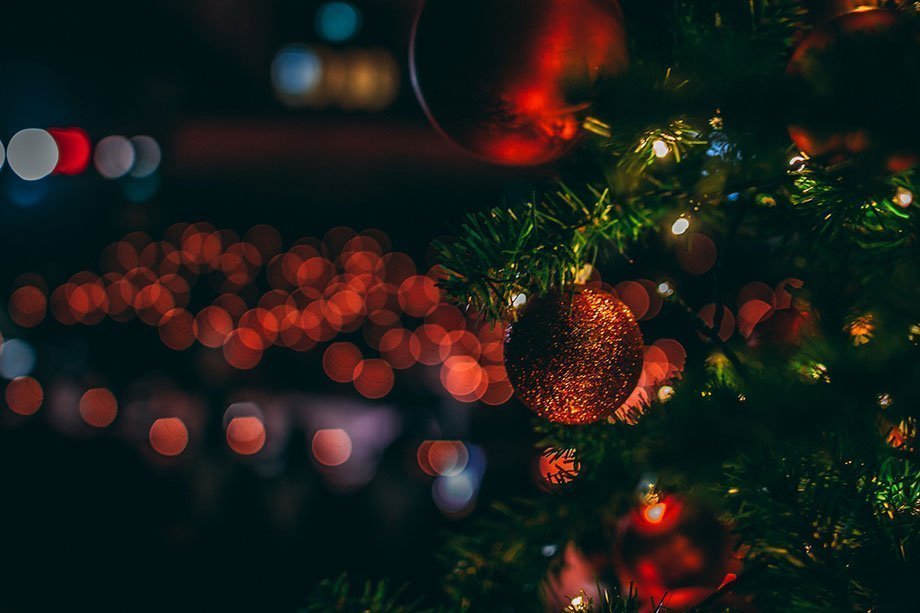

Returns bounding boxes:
[652,139,670,159]
[671,217,690,236]
[656,281,673,297]
[788,154,807,172]
[657,385,674,402]
[511,293,527,308]
[643,502,667,524]
[895,187,913,208]
[570,596,584,607]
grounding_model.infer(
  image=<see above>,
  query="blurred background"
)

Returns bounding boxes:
[0,1,549,610]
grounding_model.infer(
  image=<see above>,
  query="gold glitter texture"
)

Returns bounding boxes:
[504,288,643,425]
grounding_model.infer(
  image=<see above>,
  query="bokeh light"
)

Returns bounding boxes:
[323,342,363,383]
[676,233,717,275]
[94,135,135,179]
[129,135,161,178]
[353,358,394,399]
[0,339,36,379]
[432,470,477,516]
[316,2,361,42]
[312,428,353,466]
[226,416,266,455]
[8,128,59,181]
[698,304,736,342]
[149,417,189,456]
[271,44,323,104]
[5,376,43,415]
[426,441,469,477]
[48,127,92,175]
[9,285,47,328]
[79,387,118,428]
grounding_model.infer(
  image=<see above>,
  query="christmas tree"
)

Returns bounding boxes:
[308,0,920,610]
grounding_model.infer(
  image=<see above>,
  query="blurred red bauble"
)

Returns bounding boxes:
[786,8,920,171]
[410,0,629,166]
[614,496,743,612]
[504,288,642,425]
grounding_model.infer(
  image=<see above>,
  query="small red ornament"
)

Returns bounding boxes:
[410,0,629,166]
[786,8,920,171]
[614,496,743,612]
[504,288,643,425]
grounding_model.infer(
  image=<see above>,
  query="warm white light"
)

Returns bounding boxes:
[788,154,807,172]
[511,293,527,308]
[8,129,59,181]
[570,595,584,607]
[657,282,673,297]
[671,217,690,235]
[652,139,670,159]
[658,386,674,402]
[895,187,913,208]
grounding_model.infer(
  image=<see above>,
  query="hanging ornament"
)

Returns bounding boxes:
[614,496,744,612]
[786,8,920,171]
[410,0,629,166]
[504,288,643,425]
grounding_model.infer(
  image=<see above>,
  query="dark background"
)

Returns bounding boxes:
[0,1,541,611]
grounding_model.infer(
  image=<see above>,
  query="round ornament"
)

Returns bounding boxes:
[786,8,920,171]
[410,0,629,166]
[614,496,742,611]
[504,288,643,425]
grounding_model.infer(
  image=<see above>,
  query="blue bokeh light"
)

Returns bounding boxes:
[316,2,361,43]
[271,45,323,96]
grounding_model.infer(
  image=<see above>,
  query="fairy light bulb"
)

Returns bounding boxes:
[658,385,675,402]
[671,217,690,235]
[652,139,670,159]
[788,153,807,172]
[895,187,913,208]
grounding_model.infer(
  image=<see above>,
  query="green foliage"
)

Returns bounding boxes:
[301,574,426,613]
[435,186,654,323]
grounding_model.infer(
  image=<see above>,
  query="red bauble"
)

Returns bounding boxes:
[410,0,629,166]
[614,497,743,612]
[504,289,643,425]
[786,9,920,171]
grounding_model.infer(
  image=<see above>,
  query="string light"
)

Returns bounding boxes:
[652,139,670,159]
[895,187,914,208]
[909,323,920,345]
[847,313,875,346]
[671,217,690,236]
[656,281,674,297]
[657,385,674,402]
[788,153,809,173]
[877,393,892,409]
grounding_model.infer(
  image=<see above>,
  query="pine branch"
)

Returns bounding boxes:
[433,187,654,323]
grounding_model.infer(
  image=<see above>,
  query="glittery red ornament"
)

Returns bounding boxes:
[614,497,743,612]
[410,0,629,166]
[504,289,643,425]
[786,8,920,171]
